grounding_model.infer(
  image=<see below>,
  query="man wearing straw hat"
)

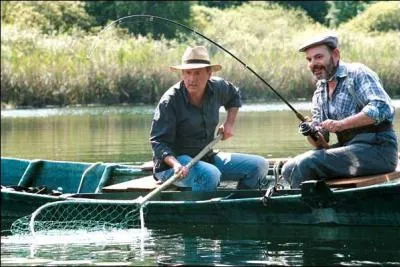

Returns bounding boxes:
[281,33,398,188]
[150,45,269,192]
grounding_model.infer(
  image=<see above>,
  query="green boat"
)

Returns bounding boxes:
[1,157,152,231]
[1,156,400,233]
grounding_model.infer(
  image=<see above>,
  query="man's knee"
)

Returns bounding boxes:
[281,159,296,180]
[252,156,269,177]
[242,156,269,189]
[193,164,221,192]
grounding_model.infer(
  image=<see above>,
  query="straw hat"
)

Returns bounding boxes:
[170,46,222,72]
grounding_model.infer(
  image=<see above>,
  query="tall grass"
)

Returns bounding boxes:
[1,2,399,107]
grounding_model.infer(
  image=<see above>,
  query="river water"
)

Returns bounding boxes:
[1,102,400,266]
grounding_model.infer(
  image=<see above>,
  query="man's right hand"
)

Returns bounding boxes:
[298,121,318,137]
[299,122,329,149]
[165,155,189,178]
[173,162,189,178]
[308,131,329,149]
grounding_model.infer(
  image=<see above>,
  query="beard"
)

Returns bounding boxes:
[311,57,337,83]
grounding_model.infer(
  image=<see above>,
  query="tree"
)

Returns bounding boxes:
[84,1,193,39]
[197,1,245,9]
[325,0,372,27]
[1,1,93,34]
[275,1,329,24]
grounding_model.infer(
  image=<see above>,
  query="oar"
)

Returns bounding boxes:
[137,133,223,206]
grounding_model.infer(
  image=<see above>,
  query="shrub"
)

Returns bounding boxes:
[1,1,93,34]
[342,2,400,32]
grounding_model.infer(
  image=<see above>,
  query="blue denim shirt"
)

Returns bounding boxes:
[150,76,242,173]
[311,61,395,125]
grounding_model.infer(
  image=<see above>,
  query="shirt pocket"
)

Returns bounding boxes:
[333,90,358,120]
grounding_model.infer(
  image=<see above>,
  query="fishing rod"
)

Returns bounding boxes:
[88,14,307,122]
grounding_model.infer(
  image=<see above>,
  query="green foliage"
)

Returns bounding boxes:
[197,1,246,9]
[325,0,371,27]
[84,1,193,39]
[341,2,400,32]
[275,1,329,24]
[1,1,94,35]
[1,2,400,107]
[190,2,324,101]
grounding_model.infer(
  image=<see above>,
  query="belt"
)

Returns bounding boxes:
[336,121,392,145]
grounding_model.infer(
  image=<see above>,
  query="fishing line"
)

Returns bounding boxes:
[87,14,307,122]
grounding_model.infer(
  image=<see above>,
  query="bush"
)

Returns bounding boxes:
[342,2,400,32]
[1,1,93,34]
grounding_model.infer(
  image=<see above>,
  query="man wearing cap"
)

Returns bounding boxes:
[150,45,269,192]
[281,34,398,188]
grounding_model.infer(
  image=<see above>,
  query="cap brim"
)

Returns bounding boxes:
[170,64,222,72]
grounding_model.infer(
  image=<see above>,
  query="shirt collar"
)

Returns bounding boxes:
[181,80,214,106]
[335,61,347,79]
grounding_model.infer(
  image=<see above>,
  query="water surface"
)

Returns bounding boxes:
[1,102,400,266]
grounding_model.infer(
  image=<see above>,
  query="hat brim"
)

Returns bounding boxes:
[170,63,222,72]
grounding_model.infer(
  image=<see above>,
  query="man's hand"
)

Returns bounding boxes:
[321,119,345,133]
[165,155,189,179]
[299,121,318,137]
[173,162,189,178]
[218,123,233,140]
[299,122,329,149]
[220,107,238,140]
[310,132,329,149]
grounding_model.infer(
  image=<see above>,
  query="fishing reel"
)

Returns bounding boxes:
[299,121,319,141]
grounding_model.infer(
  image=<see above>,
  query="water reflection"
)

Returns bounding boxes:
[2,103,399,163]
[152,224,400,266]
[2,224,399,266]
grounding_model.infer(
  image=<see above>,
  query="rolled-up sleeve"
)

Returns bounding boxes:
[355,65,395,124]
[212,77,242,110]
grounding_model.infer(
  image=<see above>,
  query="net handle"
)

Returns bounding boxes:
[137,133,223,205]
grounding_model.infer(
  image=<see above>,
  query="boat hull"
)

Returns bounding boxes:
[2,157,400,232]
[4,182,396,231]
[142,182,400,226]
[1,191,61,231]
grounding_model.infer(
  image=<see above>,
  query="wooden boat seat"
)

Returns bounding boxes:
[102,175,159,192]
[326,170,400,188]
[102,175,184,192]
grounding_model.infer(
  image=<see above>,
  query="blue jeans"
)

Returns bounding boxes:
[281,131,398,188]
[154,152,269,192]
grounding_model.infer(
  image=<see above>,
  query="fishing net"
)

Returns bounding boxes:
[10,135,223,236]
[10,198,148,236]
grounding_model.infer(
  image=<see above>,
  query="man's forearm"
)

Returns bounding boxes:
[225,107,239,126]
[340,112,375,131]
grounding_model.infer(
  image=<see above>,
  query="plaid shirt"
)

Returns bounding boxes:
[311,61,395,125]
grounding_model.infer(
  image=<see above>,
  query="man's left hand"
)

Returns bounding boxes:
[321,119,345,133]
